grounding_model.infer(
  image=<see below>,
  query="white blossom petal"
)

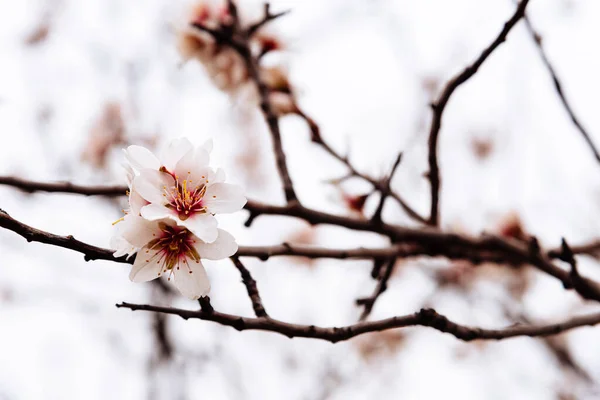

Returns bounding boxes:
[129,246,164,282]
[140,204,175,221]
[161,138,193,172]
[121,215,158,248]
[129,190,148,216]
[180,213,218,243]
[125,145,160,171]
[173,148,210,183]
[203,183,247,214]
[134,170,174,204]
[213,167,226,183]
[194,229,238,260]
[111,235,137,259]
[173,259,210,299]
[200,138,213,154]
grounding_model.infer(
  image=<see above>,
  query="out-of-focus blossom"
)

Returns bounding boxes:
[81,102,125,168]
[177,0,296,112]
[113,216,237,299]
[124,138,246,243]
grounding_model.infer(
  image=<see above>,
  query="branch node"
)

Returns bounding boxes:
[199,296,214,314]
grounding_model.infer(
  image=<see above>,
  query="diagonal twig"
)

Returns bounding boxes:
[356,257,397,321]
[427,0,531,226]
[231,256,269,317]
[297,112,427,225]
[522,14,600,164]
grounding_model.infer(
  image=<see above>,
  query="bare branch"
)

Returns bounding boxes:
[371,152,403,224]
[296,111,427,224]
[191,5,299,204]
[523,14,600,164]
[356,258,397,321]
[427,0,530,226]
[246,3,290,36]
[4,203,600,302]
[116,302,600,343]
[231,257,269,317]
[0,176,126,196]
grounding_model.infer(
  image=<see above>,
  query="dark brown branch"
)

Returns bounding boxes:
[231,257,269,317]
[0,176,126,196]
[192,3,298,204]
[356,258,397,321]
[548,239,600,259]
[246,3,290,36]
[116,302,600,343]
[3,198,600,302]
[0,208,129,263]
[371,153,403,224]
[427,0,530,226]
[523,15,600,164]
[297,111,427,225]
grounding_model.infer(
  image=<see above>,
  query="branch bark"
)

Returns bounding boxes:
[427,0,530,226]
[116,302,600,343]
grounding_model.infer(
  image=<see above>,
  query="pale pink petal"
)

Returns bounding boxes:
[173,259,210,299]
[203,183,246,214]
[173,148,210,183]
[200,138,213,154]
[194,229,238,260]
[122,162,135,186]
[125,145,160,171]
[129,246,164,282]
[180,213,218,243]
[133,170,174,204]
[161,138,193,172]
[110,235,137,259]
[140,204,175,221]
[121,215,158,248]
[129,190,148,216]
[213,168,226,183]
[194,147,211,169]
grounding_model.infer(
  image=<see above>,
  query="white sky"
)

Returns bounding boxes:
[1,0,600,398]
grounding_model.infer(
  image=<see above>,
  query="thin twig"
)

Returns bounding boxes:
[297,111,427,225]
[231,257,269,317]
[116,302,600,343]
[523,14,600,164]
[192,2,299,204]
[0,176,126,196]
[356,258,397,321]
[246,3,290,37]
[427,0,530,226]
[371,153,403,224]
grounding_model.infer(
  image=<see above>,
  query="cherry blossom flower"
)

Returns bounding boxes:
[124,138,246,243]
[113,215,237,299]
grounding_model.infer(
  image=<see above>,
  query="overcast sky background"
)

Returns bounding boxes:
[1,0,600,398]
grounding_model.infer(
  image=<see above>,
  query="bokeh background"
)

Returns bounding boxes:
[1,0,600,398]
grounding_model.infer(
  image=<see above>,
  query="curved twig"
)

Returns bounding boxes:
[116,302,600,343]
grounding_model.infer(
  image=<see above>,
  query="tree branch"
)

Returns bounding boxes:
[192,2,299,204]
[356,258,397,321]
[523,14,600,164]
[0,176,126,196]
[116,302,600,343]
[3,202,600,302]
[427,0,530,226]
[231,256,269,317]
[297,111,427,225]
[246,3,290,37]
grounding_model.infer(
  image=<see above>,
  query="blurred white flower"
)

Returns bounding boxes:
[113,215,237,299]
[124,138,246,243]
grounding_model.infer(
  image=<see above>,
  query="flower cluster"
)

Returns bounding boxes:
[177,1,298,116]
[111,138,246,299]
